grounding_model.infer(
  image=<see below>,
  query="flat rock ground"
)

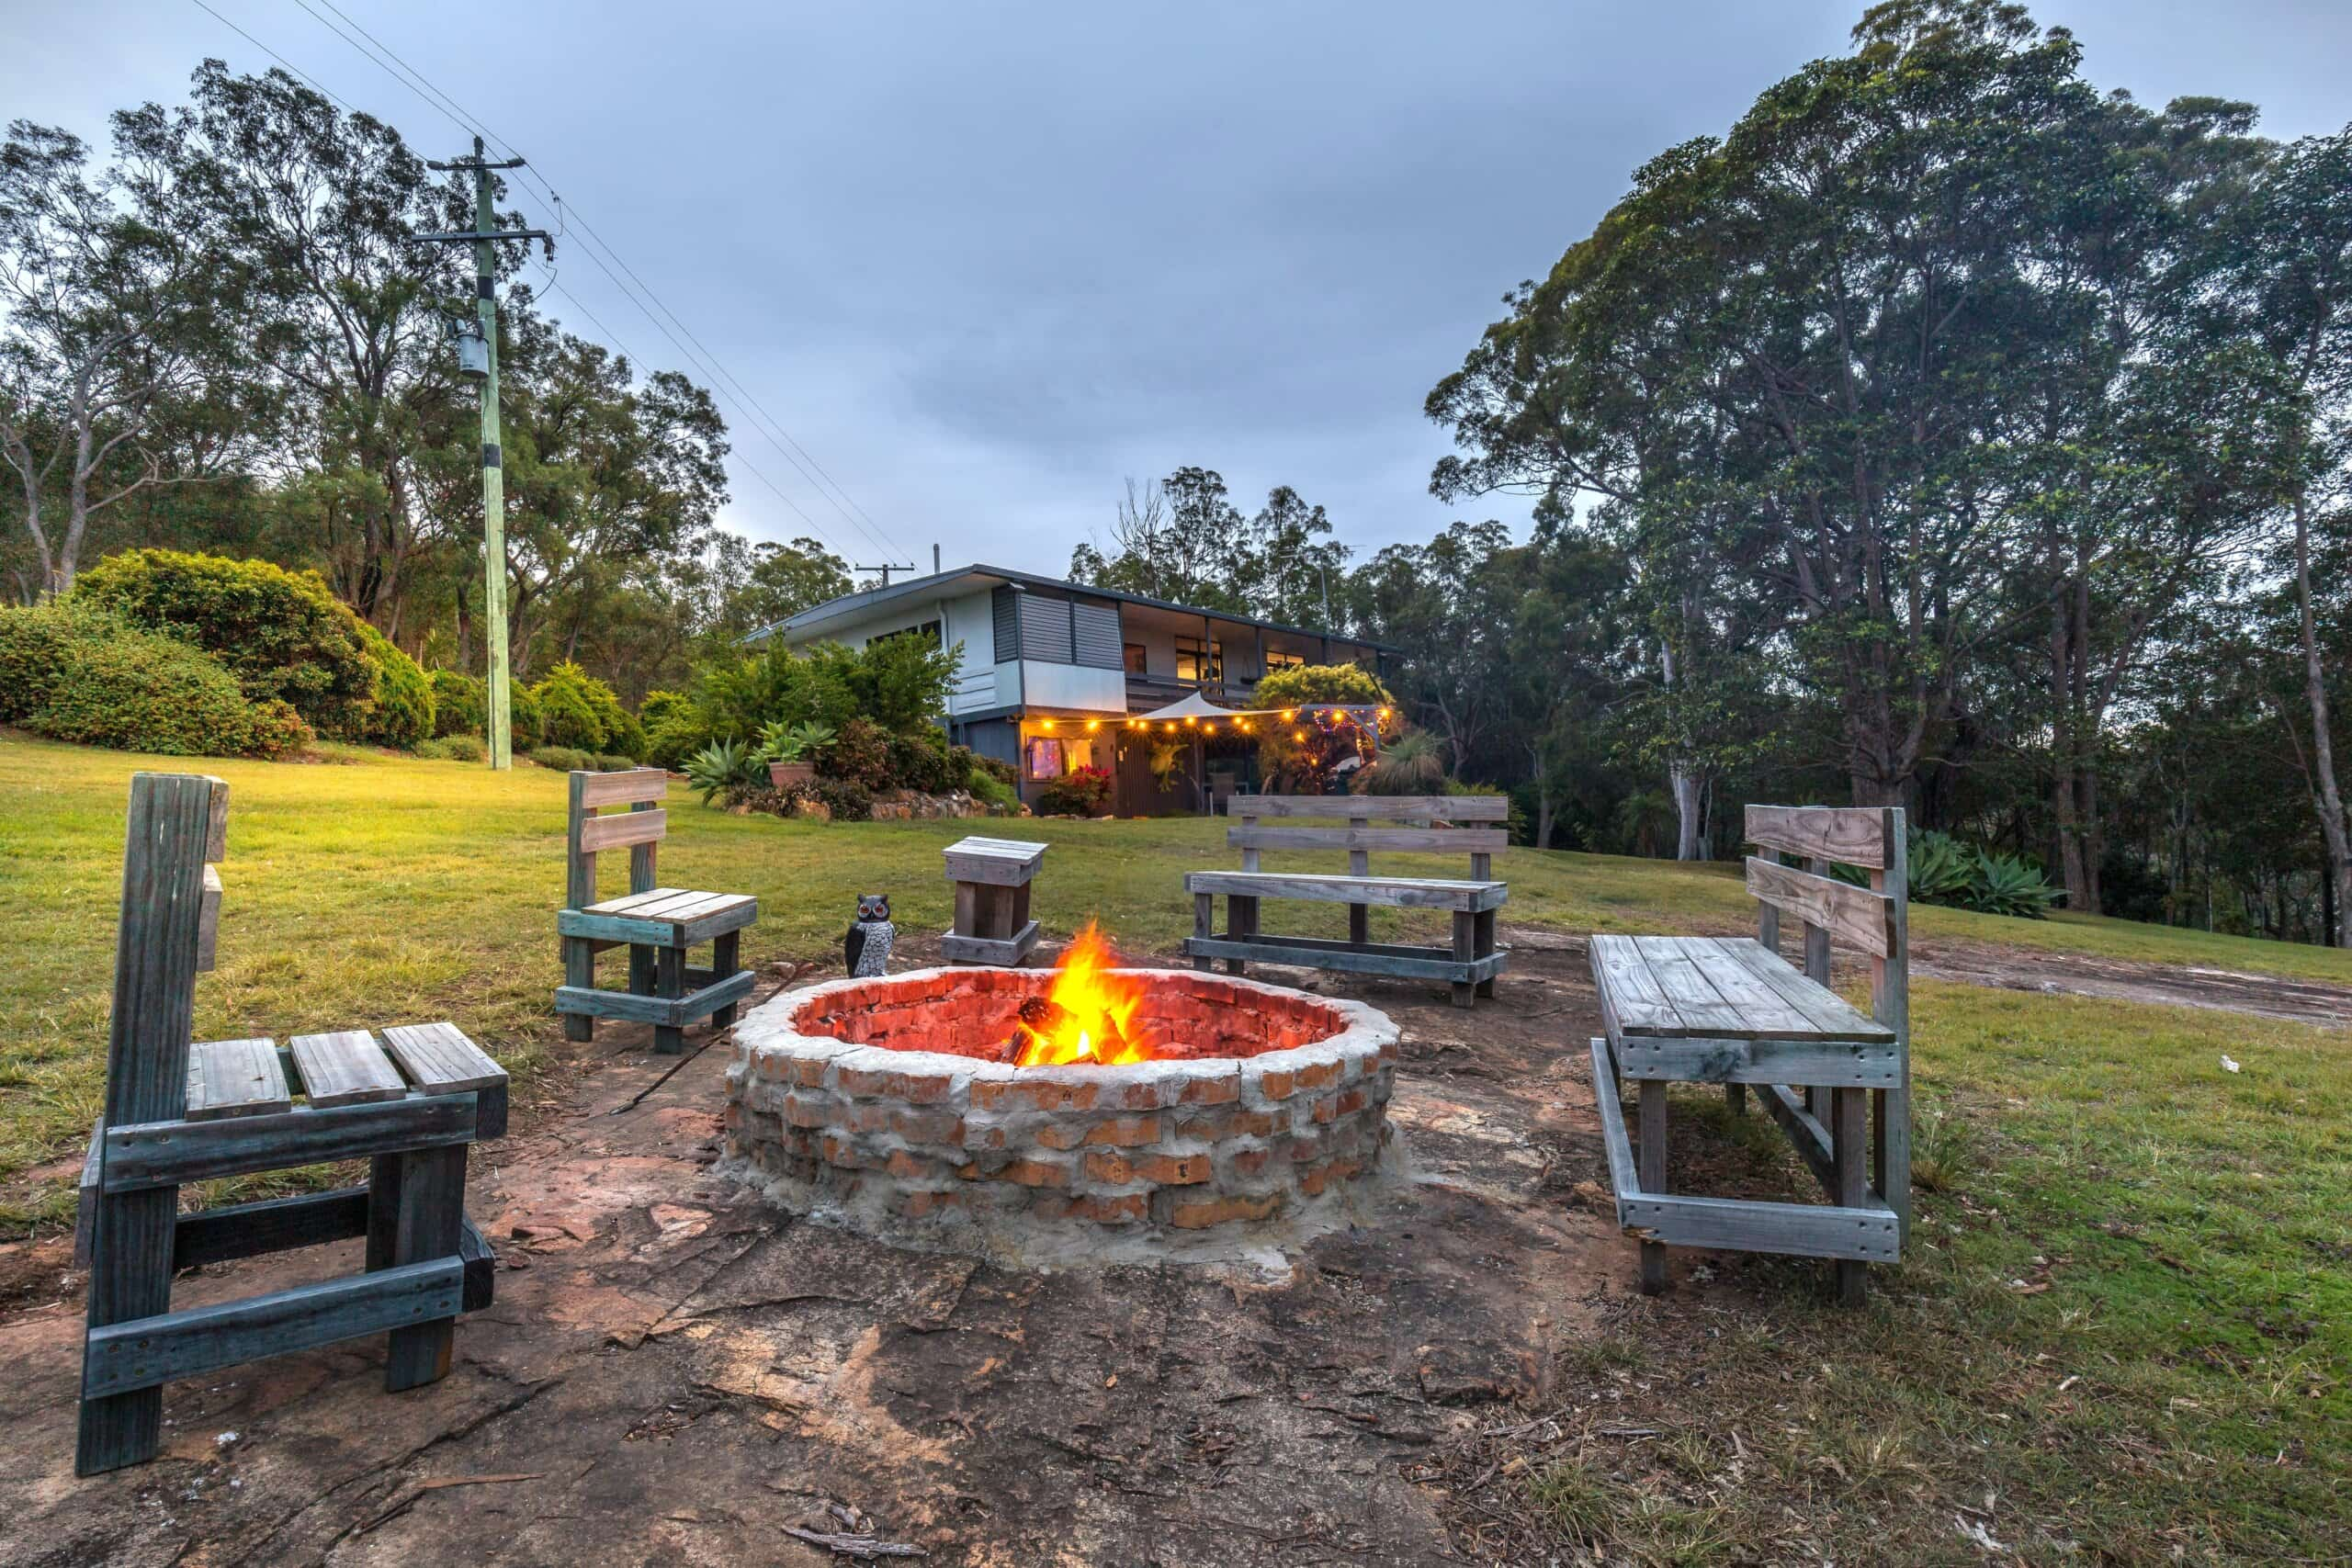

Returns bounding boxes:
[6,931,2350,1567]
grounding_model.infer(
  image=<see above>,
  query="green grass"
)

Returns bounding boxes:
[5,735,2349,1557]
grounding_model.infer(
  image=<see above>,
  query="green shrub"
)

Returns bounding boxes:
[528,745,594,773]
[508,683,543,750]
[429,670,485,737]
[887,728,960,794]
[811,775,874,821]
[593,752,639,772]
[972,752,1018,789]
[26,619,310,758]
[607,708,647,761]
[415,733,485,762]
[528,660,630,753]
[1832,829,2063,919]
[1036,764,1113,817]
[0,601,117,720]
[355,623,434,749]
[684,737,765,804]
[968,769,1021,813]
[817,716,894,791]
[639,688,692,728]
[1353,729,1446,795]
[74,548,376,734]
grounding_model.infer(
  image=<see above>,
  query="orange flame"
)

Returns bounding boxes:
[1011,920,1152,1066]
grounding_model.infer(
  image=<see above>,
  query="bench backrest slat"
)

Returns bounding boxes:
[1747,805,1894,869]
[1740,802,1906,1030]
[567,769,671,910]
[1227,793,1507,880]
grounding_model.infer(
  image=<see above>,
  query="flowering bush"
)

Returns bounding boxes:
[1036,764,1114,817]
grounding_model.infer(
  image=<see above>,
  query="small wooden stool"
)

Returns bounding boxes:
[940,836,1046,965]
[554,769,757,1053]
[74,773,505,1475]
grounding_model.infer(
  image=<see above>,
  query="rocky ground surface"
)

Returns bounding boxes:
[0,931,1627,1568]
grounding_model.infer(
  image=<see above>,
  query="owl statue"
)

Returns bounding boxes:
[843,893,896,976]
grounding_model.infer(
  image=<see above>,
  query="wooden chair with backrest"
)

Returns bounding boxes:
[1587,804,1910,1304]
[74,773,505,1474]
[1182,794,1510,1007]
[553,768,757,1054]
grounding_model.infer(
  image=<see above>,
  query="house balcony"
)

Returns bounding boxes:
[1124,671,1260,712]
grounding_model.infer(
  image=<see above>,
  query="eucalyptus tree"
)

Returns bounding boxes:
[0,114,262,598]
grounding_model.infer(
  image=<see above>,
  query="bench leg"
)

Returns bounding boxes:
[1348,901,1369,948]
[561,934,594,1043]
[654,944,685,1055]
[1832,1086,1869,1307]
[1637,1080,1668,1295]
[1193,893,1215,974]
[1450,910,1476,1009]
[1225,894,1251,976]
[1474,908,1497,998]
[74,1187,176,1474]
[366,1153,401,1270]
[384,1144,466,1392]
[1724,1083,1747,1114]
[711,930,742,1030]
[628,940,656,1000]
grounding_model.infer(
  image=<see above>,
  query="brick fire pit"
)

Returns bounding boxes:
[723,965,1400,1262]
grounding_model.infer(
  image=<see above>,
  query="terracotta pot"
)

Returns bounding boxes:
[768,760,815,789]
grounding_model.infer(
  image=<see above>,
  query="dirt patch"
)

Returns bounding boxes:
[1912,938,2352,1025]
[0,934,1635,1568]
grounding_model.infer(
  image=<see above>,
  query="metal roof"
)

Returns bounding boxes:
[743,562,1398,653]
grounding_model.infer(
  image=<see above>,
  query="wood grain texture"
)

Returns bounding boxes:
[1745,804,1894,868]
[1233,795,1509,821]
[382,1143,466,1390]
[173,1188,371,1269]
[288,1031,406,1107]
[103,1095,481,1190]
[196,864,222,972]
[82,1258,464,1400]
[1227,824,1510,854]
[184,1038,288,1121]
[577,768,670,807]
[381,1021,505,1095]
[1744,857,1894,958]
[1182,871,1507,910]
[1618,1191,1900,1262]
[578,808,667,852]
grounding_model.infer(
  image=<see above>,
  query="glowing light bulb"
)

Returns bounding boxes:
[1085,719,1100,731]
[1040,717,1056,730]
[1293,729,1306,743]
[1282,709,1295,721]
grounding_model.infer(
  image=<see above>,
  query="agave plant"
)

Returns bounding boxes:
[753,719,836,766]
[1968,850,2064,919]
[1354,729,1448,795]
[1906,829,1978,905]
[684,738,764,804]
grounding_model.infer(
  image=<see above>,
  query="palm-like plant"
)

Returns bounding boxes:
[1355,729,1448,795]
[684,738,764,804]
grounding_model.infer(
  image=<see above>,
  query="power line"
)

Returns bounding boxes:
[187,0,356,114]
[254,0,912,567]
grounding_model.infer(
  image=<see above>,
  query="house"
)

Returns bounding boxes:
[746,563,1396,816]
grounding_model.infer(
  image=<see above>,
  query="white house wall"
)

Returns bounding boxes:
[791,589,999,716]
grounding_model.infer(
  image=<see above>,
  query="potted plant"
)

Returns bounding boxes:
[758,720,834,789]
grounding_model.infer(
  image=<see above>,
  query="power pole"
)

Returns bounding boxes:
[418,139,548,770]
[857,562,916,590]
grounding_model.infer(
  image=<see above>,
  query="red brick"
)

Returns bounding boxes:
[1254,1068,1296,1100]
[898,1189,964,1218]
[1168,1192,1282,1230]
[1084,1150,1211,1187]
[1295,1060,1343,1091]
[819,1133,879,1169]
[1299,1157,1364,1197]
[1179,1074,1239,1106]
[1072,1192,1148,1224]
[972,1077,1101,1113]
[889,1108,965,1145]
[783,1094,831,1130]
[999,1156,1071,1189]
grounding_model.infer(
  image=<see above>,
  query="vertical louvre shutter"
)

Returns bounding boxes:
[1071,602,1122,670]
[992,588,1018,662]
[1019,592,1075,662]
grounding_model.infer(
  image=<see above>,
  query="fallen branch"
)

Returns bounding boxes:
[780,1524,927,1558]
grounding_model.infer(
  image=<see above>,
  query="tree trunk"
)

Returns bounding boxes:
[1669,762,1705,862]
[2049,578,2093,912]
[2294,491,2352,945]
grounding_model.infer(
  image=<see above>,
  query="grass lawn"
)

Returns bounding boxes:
[3,735,2347,1558]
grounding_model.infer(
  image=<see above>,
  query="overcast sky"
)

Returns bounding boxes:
[6,2,2348,581]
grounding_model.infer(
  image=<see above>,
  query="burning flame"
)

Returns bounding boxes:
[1010,921,1152,1066]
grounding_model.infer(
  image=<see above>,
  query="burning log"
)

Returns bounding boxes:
[1004,992,1134,1067]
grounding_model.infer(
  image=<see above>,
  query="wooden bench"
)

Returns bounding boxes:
[1181,794,1510,1007]
[941,836,1046,965]
[553,769,757,1054]
[73,773,505,1474]
[1588,804,1910,1304]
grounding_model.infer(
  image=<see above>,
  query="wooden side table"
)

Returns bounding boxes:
[940,836,1046,965]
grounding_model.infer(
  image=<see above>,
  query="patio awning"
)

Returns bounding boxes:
[1126,689,1386,724]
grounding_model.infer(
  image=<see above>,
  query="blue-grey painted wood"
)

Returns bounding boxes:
[458,1214,496,1312]
[1758,1082,1839,1196]
[80,772,223,1475]
[1618,1191,1900,1262]
[383,1144,466,1390]
[174,1187,371,1269]
[1610,1035,1901,1088]
[1586,1036,1638,1226]
[557,898,757,948]
[555,966,753,1026]
[81,1258,464,1400]
[1182,870,1508,911]
[103,1093,481,1191]
[1182,933,1505,983]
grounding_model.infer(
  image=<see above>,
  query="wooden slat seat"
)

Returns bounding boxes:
[288,1030,408,1108]
[554,770,757,1053]
[1587,804,1912,1306]
[184,1038,288,1121]
[1184,870,1508,912]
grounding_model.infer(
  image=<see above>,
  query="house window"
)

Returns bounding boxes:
[1123,643,1148,674]
[1024,737,1064,780]
[1263,649,1305,671]
[876,620,943,647]
[1175,635,1222,682]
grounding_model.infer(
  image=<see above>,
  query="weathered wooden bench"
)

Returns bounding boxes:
[941,836,1046,965]
[74,773,505,1475]
[554,768,757,1054]
[1182,794,1510,1007]
[1588,804,1910,1303]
